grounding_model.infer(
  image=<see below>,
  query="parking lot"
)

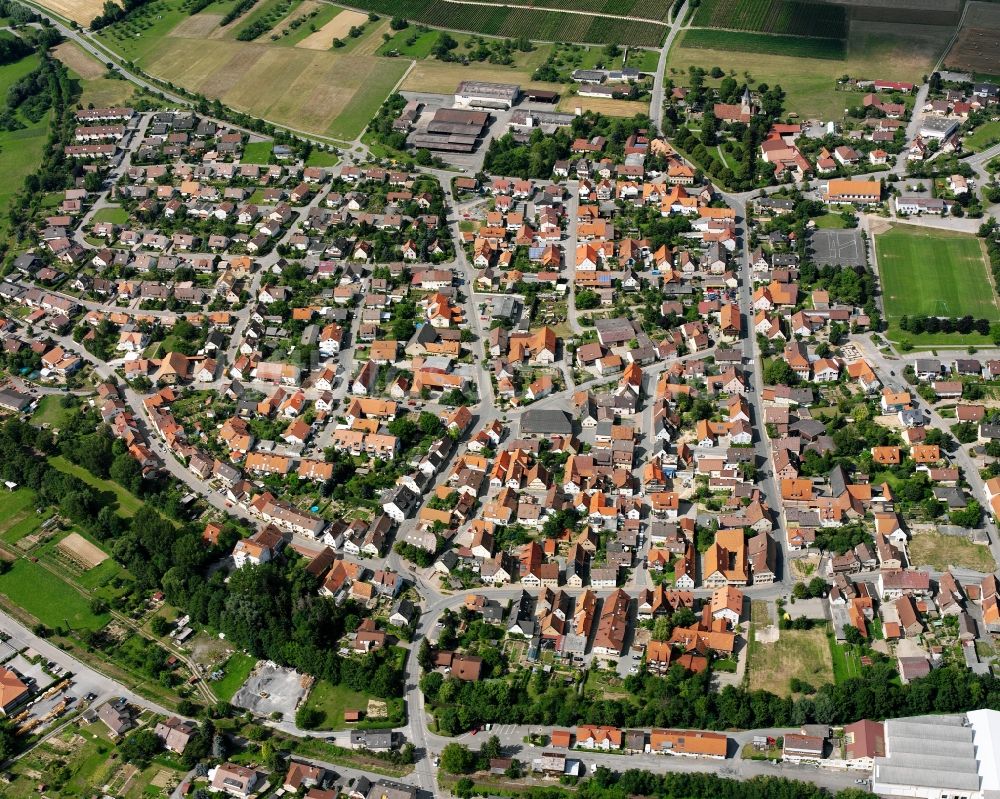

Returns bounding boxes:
[809,228,866,268]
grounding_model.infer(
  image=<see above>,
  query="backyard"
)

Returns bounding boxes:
[828,635,863,684]
[31,395,76,429]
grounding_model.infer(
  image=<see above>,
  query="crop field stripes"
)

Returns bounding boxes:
[680,28,846,59]
[336,0,668,45]
[691,0,847,39]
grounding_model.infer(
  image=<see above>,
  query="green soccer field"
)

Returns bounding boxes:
[876,225,1000,344]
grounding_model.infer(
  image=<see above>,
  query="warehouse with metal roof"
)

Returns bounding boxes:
[872,710,1000,799]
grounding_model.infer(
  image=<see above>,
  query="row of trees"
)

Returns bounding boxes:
[424,635,1000,734]
[899,314,991,336]
[91,0,153,30]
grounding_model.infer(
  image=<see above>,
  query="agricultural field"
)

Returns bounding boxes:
[273,1,341,46]
[33,0,103,24]
[666,22,951,120]
[691,0,847,39]
[4,721,187,798]
[50,37,140,111]
[294,8,364,49]
[558,94,651,117]
[230,0,302,41]
[96,0,408,140]
[943,1,1000,77]
[337,0,667,45]
[908,530,997,573]
[875,225,1000,345]
[679,29,845,59]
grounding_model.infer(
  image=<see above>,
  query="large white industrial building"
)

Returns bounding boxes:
[872,710,1000,799]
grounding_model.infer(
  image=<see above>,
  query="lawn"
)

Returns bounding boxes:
[49,455,143,517]
[306,148,340,167]
[811,213,849,229]
[828,635,862,684]
[301,679,381,730]
[377,27,440,58]
[964,120,1000,153]
[31,394,76,429]
[583,667,630,699]
[626,47,660,73]
[0,52,48,240]
[748,626,834,697]
[211,652,257,701]
[90,206,131,225]
[241,140,273,163]
[0,488,41,544]
[876,225,1000,346]
[908,530,997,573]
[0,557,109,631]
[666,22,951,120]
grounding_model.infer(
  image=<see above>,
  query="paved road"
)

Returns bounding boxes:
[855,337,1000,569]
[649,0,689,134]
[717,192,792,585]
[0,608,177,717]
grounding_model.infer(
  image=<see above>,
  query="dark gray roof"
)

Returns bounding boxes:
[520,409,572,435]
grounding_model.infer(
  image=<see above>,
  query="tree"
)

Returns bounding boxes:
[118,729,161,767]
[575,289,600,310]
[418,637,433,671]
[440,742,477,774]
[844,626,865,647]
[950,499,982,529]
[480,734,502,762]
[763,358,796,386]
[295,705,324,729]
